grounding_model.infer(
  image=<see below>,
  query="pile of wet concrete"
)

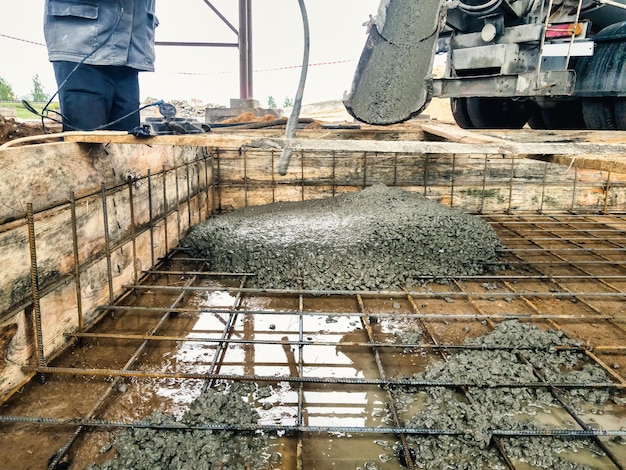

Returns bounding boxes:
[360,320,624,470]
[88,385,269,470]
[183,185,503,290]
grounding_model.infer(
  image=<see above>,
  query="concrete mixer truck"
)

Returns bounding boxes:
[344,0,626,130]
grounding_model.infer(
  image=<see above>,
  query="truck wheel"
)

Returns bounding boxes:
[466,97,529,129]
[539,100,585,130]
[450,98,473,129]
[614,99,626,130]
[582,98,617,130]
[527,108,548,129]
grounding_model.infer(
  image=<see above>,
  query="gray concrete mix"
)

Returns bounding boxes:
[183,185,503,290]
[89,385,269,470]
[343,0,444,124]
[367,320,625,470]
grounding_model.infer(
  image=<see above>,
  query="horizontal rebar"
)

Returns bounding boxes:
[24,366,626,389]
[143,270,256,277]
[491,260,626,266]
[68,332,626,352]
[486,216,626,223]
[96,305,620,322]
[501,247,626,253]
[122,283,626,299]
[1,415,624,438]
[145,271,626,282]
[500,236,626,243]
[492,224,626,230]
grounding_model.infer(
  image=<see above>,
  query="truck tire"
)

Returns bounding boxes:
[466,97,529,129]
[527,107,548,129]
[537,100,586,130]
[615,99,626,130]
[582,98,617,130]
[450,98,474,129]
[572,22,626,129]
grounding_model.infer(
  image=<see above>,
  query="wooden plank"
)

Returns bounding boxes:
[523,153,626,175]
[55,132,626,173]
[419,122,511,145]
[479,129,626,145]
[2,127,617,176]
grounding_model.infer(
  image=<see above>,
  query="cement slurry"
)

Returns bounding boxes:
[183,185,503,290]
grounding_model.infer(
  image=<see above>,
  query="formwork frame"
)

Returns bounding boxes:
[0,139,625,469]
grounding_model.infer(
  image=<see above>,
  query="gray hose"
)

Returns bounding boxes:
[278,0,310,176]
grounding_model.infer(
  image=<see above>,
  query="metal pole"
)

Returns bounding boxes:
[246,0,253,99]
[239,0,253,100]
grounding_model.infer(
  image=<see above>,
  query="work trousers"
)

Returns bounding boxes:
[53,61,141,131]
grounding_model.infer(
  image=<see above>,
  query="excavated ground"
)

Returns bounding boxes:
[0,115,50,145]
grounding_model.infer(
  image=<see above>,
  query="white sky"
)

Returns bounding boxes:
[0,0,381,107]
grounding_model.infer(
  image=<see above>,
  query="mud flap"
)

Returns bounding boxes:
[343,0,446,125]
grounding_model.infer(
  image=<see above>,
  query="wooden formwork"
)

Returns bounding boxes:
[0,122,625,406]
[0,123,625,469]
[0,141,214,398]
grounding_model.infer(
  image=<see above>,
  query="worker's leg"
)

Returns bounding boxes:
[107,67,141,131]
[52,61,115,131]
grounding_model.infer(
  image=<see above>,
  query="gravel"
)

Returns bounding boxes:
[88,386,268,470]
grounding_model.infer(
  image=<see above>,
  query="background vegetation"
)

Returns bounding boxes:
[0,74,57,119]
[0,101,59,120]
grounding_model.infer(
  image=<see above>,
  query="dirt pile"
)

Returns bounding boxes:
[183,185,503,290]
[0,115,48,145]
[219,112,280,124]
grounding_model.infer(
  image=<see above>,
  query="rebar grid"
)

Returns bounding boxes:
[5,126,626,470]
[3,212,625,469]
[215,150,626,216]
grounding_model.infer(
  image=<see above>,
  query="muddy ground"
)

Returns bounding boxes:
[0,115,52,145]
[83,320,625,470]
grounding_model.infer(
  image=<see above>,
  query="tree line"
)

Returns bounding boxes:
[0,75,49,102]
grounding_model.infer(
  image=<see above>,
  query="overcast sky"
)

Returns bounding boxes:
[0,0,381,107]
